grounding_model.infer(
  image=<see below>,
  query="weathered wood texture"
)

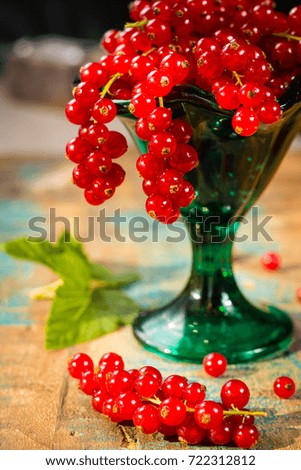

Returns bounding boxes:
[0,126,300,450]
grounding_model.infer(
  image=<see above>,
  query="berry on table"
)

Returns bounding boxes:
[220,379,250,409]
[261,251,281,271]
[203,352,228,377]
[233,424,259,449]
[273,376,296,399]
[67,352,94,379]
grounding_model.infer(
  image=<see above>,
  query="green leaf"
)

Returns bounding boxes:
[1,233,91,288]
[91,263,140,288]
[45,285,140,350]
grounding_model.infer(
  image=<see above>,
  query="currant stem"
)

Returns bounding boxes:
[272,32,301,41]
[158,96,164,107]
[124,19,148,29]
[232,71,243,86]
[100,73,123,98]
[223,408,267,418]
[142,47,157,57]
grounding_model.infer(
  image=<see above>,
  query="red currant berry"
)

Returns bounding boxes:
[102,131,128,159]
[176,414,206,445]
[133,404,161,434]
[73,81,100,108]
[107,163,126,187]
[221,379,250,409]
[261,251,281,271]
[92,389,109,413]
[66,137,92,164]
[233,424,259,449]
[256,101,282,124]
[85,151,112,175]
[79,370,99,395]
[148,132,177,157]
[232,107,260,137]
[215,84,240,110]
[106,369,134,396]
[182,382,206,405]
[168,119,193,143]
[115,392,143,421]
[136,153,166,180]
[65,99,91,125]
[194,400,224,430]
[138,365,163,384]
[142,179,159,196]
[203,352,228,377]
[92,177,116,200]
[147,107,172,132]
[72,164,93,189]
[157,169,184,196]
[99,352,124,371]
[158,397,187,426]
[135,374,160,398]
[207,421,233,445]
[85,123,110,146]
[129,93,157,118]
[238,82,264,108]
[220,40,250,71]
[145,194,173,222]
[168,143,198,173]
[146,70,174,97]
[172,181,196,208]
[160,52,190,83]
[162,374,189,399]
[92,98,117,124]
[84,189,105,206]
[80,62,107,88]
[273,376,296,399]
[67,352,94,379]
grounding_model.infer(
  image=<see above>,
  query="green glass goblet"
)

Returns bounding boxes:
[116,77,301,363]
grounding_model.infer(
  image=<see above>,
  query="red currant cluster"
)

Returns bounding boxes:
[65,0,301,219]
[68,351,268,448]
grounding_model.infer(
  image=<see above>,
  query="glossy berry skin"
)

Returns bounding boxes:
[92,98,117,124]
[168,143,198,173]
[220,379,250,409]
[99,352,124,371]
[107,163,126,187]
[84,189,105,206]
[68,352,94,379]
[66,137,92,164]
[92,177,116,200]
[65,99,91,125]
[261,251,281,271]
[145,194,173,222]
[146,70,174,96]
[221,40,250,71]
[115,392,142,421]
[172,181,195,208]
[135,374,160,398]
[147,107,172,132]
[80,62,107,88]
[232,107,260,137]
[85,123,110,147]
[256,101,282,125]
[182,382,206,404]
[72,164,93,189]
[176,414,206,445]
[148,132,177,157]
[73,81,100,108]
[105,370,134,396]
[168,119,192,143]
[157,169,184,197]
[102,131,128,159]
[92,389,109,413]
[79,370,99,395]
[273,376,296,399]
[129,93,157,118]
[161,375,188,399]
[138,366,162,385]
[203,352,228,377]
[215,84,240,110]
[207,421,233,445]
[85,151,112,175]
[133,404,161,434]
[233,424,259,449]
[136,153,166,180]
[194,400,224,430]
[158,397,187,426]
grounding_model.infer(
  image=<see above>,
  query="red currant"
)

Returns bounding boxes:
[203,352,228,377]
[261,251,281,271]
[273,376,296,399]
[67,352,94,379]
[220,379,250,409]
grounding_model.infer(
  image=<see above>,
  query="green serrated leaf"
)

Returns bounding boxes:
[1,235,91,287]
[45,284,140,350]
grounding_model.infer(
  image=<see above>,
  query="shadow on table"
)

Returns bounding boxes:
[262,409,301,450]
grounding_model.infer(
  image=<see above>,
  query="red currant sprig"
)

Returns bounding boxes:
[67,351,270,449]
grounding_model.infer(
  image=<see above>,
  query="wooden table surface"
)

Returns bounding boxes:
[0,89,301,451]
